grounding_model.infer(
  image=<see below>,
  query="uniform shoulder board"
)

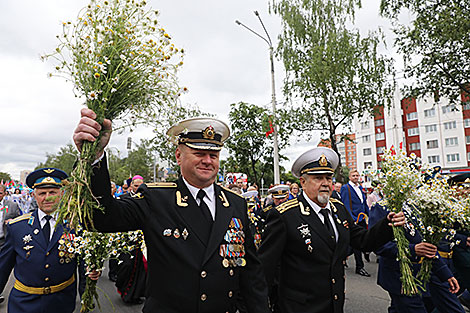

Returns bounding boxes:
[131,192,144,199]
[262,205,273,213]
[221,186,244,198]
[276,198,299,214]
[146,182,177,188]
[330,198,344,206]
[9,213,32,225]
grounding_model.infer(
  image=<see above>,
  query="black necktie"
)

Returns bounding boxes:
[320,209,336,242]
[197,190,213,224]
[43,215,52,244]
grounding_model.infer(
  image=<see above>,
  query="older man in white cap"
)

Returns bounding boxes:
[257,147,406,313]
[73,109,270,313]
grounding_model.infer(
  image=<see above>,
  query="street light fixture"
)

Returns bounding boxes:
[235,11,280,185]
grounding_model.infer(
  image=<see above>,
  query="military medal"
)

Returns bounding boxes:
[34,229,39,235]
[182,228,189,240]
[308,245,313,253]
[343,221,349,228]
[23,234,32,244]
[26,251,31,258]
[222,259,230,268]
[173,228,180,239]
[23,245,34,251]
[163,229,172,236]
[336,218,341,224]
[297,224,311,238]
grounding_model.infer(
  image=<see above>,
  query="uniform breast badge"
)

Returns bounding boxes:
[23,234,32,244]
[173,228,181,239]
[182,228,189,240]
[33,229,39,235]
[298,224,313,253]
[163,229,172,236]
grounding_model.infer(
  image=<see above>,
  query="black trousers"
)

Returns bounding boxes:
[352,220,367,269]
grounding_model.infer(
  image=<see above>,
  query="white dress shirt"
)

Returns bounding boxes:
[0,199,5,238]
[37,209,58,241]
[182,177,216,221]
[349,181,364,203]
[304,195,339,242]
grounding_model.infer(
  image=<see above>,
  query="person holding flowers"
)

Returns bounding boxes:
[73,110,270,313]
[257,147,406,313]
[369,202,465,313]
[0,168,100,313]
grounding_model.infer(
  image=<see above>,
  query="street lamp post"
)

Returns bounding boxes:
[236,11,280,185]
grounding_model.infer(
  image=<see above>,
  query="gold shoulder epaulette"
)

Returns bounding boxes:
[276,198,299,214]
[146,182,177,188]
[330,198,344,206]
[9,213,32,225]
[221,186,244,198]
[262,205,273,213]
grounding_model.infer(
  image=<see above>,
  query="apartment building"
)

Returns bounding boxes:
[318,133,357,170]
[355,91,470,183]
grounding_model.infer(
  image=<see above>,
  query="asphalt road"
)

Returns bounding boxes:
[0,255,390,313]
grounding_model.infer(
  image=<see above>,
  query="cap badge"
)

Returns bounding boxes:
[202,126,215,140]
[43,169,55,174]
[43,177,55,183]
[319,154,328,167]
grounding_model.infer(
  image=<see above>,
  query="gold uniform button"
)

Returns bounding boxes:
[201,294,207,301]
[45,277,50,282]
[229,269,234,276]
[201,271,207,278]
[45,264,50,269]
[228,291,233,298]
[46,252,50,256]
[334,294,338,300]
[332,278,335,284]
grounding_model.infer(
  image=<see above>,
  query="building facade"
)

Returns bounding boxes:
[355,91,470,184]
[318,133,357,170]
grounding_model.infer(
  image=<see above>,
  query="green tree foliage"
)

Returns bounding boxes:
[35,143,79,175]
[224,102,293,187]
[380,0,470,103]
[271,0,395,182]
[0,172,12,182]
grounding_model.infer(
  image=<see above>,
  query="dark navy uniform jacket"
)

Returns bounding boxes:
[258,195,394,313]
[90,157,270,313]
[340,183,369,223]
[0,210,78,313]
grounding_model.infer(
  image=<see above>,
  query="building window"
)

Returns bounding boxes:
[377,146,385,154]
[363,148,372,156]
[364,161,373,169]
[425,124,437,133]
[407,127,420,136]
[442,104,456,114]
[428,155,440,164]
[361,121,370,129]
[445,137,458,147]
[362,135,371,143]
[465,119,470,128]
[444,121,457,130]
[463,102,470,110]
[406,112,418,121]
[466,135,470,144]
[427,140,439,149]
[424,108,436,118]
[468,152,470,161]
[375,119,384,127]
[376,132,385,140]
[409,142,420,151]
[447,153,460,162]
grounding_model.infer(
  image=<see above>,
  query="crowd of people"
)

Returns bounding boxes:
[0,110,468,313]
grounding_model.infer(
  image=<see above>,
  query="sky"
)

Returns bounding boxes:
[0,0,398,180]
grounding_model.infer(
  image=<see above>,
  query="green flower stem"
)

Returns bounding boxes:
[80,277,98,313]
[393,225,419,295]
[417,257,433,288]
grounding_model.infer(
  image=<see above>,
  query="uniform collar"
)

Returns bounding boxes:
[303,193,332,214]
[181,177,215,204]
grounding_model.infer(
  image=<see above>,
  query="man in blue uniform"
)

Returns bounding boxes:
[340,169,371,276]
[73,109,270,313]
[0,168,100,313]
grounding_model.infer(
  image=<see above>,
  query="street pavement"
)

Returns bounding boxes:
[0,255,390,313]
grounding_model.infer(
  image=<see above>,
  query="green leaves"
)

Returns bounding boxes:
[381,0,470,103]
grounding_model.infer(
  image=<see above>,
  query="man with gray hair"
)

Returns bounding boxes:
[258,147,406,313]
